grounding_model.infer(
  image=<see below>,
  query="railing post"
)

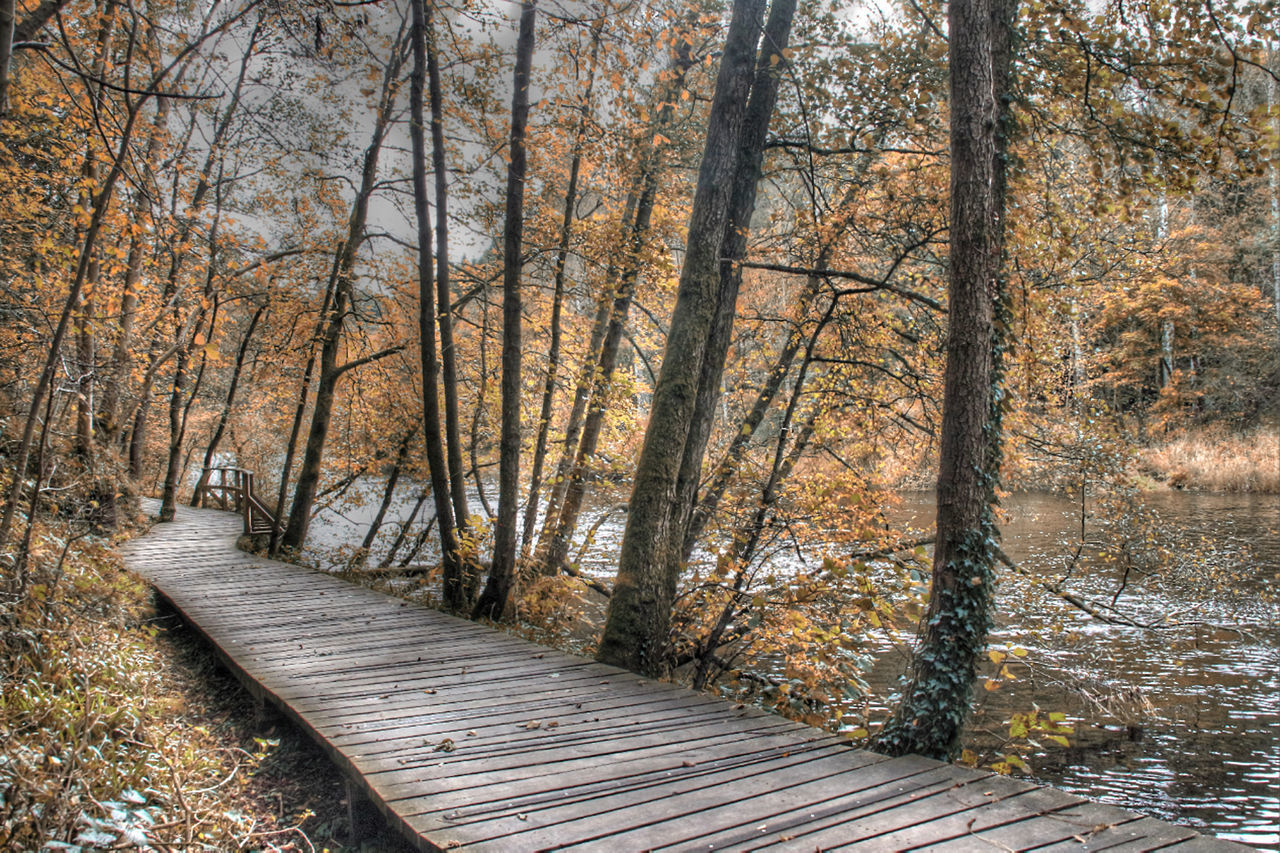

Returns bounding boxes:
[243,471,253,532]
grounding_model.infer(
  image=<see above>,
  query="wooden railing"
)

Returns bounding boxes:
[194,467,277,536]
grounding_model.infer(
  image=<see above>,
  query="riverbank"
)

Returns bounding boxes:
[0,514,411,852]
[1136,427,1279,493]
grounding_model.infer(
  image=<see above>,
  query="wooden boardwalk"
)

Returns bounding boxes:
[120,504,1248,852]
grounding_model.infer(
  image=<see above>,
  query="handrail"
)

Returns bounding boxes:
[194,466,278,536]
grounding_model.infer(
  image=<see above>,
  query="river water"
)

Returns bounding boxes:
[308,486,1279,848]
[890,491,1280,850]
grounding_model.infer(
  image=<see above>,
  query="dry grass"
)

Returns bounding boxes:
[1139,428,1280,493]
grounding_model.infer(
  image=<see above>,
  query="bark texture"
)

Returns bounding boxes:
[410,0,465,608]
[871,0,1017,760]
[596,0,772,674]
[474,0,537,621]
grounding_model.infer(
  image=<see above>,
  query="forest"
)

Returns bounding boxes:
[0,0,1277,846]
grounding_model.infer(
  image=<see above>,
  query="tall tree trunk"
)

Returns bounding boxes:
[668,0,796,561]
[100,96,170,444]
[542,176,657,574]
[538,36,699,570]
[536,198,636,554]
[410,0,465,608]
[1268,49,1279,344]
[470,299,495,521]
[521,20,603,555]
[0,0,15,115]
[597,0,771,674]
[425,1,470,534]
[281,36,404,552]
[191,303,265,504]
[160,191,224,522]
[473,0,537,621]
[270,247,340,555]
[872,0,1017,760]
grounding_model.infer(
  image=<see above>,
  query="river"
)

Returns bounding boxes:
[307,486,1279,849]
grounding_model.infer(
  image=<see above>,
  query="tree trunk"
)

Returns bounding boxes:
[100,97,170,444]
[543,175,657,574]
[538,34,697,572]
[521,20,603,556]
[0,0,15,115]
[270,247,340,555]
[473,0,537,621]
[191,303,265,504]
[410,0,465,609]
[871,0,1017,761]
[596,0,770,674]
[356,430,414,567]
[425,1,470,535]
[668,0,797,561]
[280,40,403,552]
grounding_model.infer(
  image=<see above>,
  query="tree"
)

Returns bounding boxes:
[473,0,538,621]
[280,29,408,552]
[596,0,794,674]
[872,0,1017,760]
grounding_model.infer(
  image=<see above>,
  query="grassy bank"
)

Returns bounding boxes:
[0,515,410,852]
[1138,427,1279,493]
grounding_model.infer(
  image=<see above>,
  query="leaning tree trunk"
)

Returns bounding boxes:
[596,0,771,674]
[191,303,265,504]
[542,176,657,575]
[521,20,603,555]
[280,38,403,552]
[871,0,1017,761]
[668,0,796,566]
[538,33,697,572]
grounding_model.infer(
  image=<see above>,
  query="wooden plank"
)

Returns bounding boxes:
[829,783,1080,850]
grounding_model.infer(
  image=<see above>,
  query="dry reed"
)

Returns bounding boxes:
[1139,428,1280,493]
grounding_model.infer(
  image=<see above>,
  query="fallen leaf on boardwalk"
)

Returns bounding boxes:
[517,813,529,821]
[424,688,437,694]
[466,730,478,737]
[433,738,455,752]
[545,721,559,728]
[521,720,542,729]
[682,760,697,767]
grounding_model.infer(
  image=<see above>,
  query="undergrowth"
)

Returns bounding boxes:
[0,515,411,852]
